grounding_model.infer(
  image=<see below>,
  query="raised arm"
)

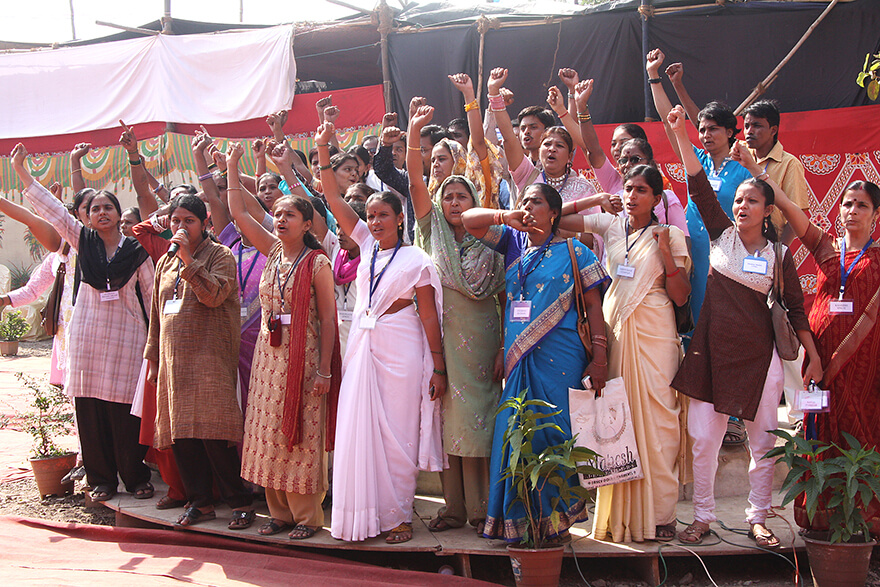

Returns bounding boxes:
[560,193,622,216]
[487,68,525,172]
[226,143,278,257]
[120,121,159,217]
[645,49,682,162]
[192,133,231,235]
[266,141,328,242]
[668,106,703,176]
[267,110,288,144]
[573,80,607,170]
[253,138,267,179]
[461,207,529,241]
[70,143,90,193]
[448,73,488,162]
[0,193,62,253]
[11,144,82,248]
[730,141,811,240]
[666,62,701,127]
[316,122,360,237]
[406,106,435,220]
[558,68,585,149]
[546,85,585,152]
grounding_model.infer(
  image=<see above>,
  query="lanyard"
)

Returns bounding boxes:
[517,235,552,300]
[105,238,123,291]
[624,220,652,265]
[839,236,873,299]
[369,239,402,311]
[341,283,352,310]
[276,246,309,312]
[173,259,183,299]
[237,244,259,304]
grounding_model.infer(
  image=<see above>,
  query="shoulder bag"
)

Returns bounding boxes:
[567,239,593,362]
[40,243,69,337]
[660,193,695,335]
[768,241,800,361]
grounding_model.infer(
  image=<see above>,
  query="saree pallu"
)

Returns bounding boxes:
[483,239,608,542]
[585,216,690,543]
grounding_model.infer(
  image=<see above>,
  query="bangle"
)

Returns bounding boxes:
[316,143,330,148]
[152,183,164,194]
[591,334,607,341]
[129,157,142,165]
[197,172,213,181]
[433,368,447,376]
[430,350,443,355]
[207,163,217,171]
[464,99,479,112]
[648,77,662,84]
[591,360,608,367]
[227,187,242,191]
[666,268,681,278]
[559,110,570,119]
[568,92,575,98]
[319,164,332,170]
[220,170,228,178]
[407,145,421,151]
[487,93,505,111]
[756,172,769,181]
[577,112,592,122]
[316,371,332,379]
[573,199,579,213]
[71,168,82,174]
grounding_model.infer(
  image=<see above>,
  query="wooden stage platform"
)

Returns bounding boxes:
[100,479,808,584]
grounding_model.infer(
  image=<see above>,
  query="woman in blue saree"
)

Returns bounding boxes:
[462,183,610,541]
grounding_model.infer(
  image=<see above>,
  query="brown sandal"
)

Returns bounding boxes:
[385,522,413,544]
[654,523,676,542]
[678,521,710,544]
[749,524,781,548]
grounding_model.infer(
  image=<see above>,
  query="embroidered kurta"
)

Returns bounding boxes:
[24,180,153,403]
[143,238,242,449]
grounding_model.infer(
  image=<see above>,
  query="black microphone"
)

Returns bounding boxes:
[167,229,186,258]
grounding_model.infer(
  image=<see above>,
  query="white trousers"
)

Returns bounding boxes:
[688,349,783,525]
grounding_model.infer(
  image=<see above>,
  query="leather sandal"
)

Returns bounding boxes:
[132,482,154,500]
[678,522,710,544]
[385,522,413,544]
[654,523,677,542]
[90,485,117,502]
[259,519,291,536]
[175,506,216,527]
[228,509,256,530]
[288,524,317,540]
[749,524,781,548]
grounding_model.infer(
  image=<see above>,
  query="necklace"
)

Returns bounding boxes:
[542,170,568,191]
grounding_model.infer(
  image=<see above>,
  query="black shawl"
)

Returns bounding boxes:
[77,227,149,291]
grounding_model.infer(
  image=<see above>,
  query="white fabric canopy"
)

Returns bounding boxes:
[0,26,295,139]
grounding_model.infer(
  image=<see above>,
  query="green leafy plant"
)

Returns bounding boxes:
[857,51,880,101]
[17,373,74,458]
[765,430,880,544]
[8,262,32,290]
[0,310,29,341]
[498,389,600,549]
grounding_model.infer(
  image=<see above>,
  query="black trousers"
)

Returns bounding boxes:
[171,438,253,509]
[75,397,150,492]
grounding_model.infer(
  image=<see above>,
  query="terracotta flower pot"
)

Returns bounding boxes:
[0,340,19,356]
[802,533,876,587]
[507,544,565,587]
[29,453,77,498]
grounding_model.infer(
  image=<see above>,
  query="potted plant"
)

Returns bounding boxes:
[498,390,600,587]
[18,373,77,498]
[765,430,880,587]
[0,309,29,356]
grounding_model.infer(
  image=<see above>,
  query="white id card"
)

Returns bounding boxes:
[278,314,291,325]
[616,263,635,279]
[360,315,377,329]
[742,256,769,275]
[100,291,120,302]
[163,299,183,315]
[829,299,854,314]
[240,306,248,318]
[510,300,532,323]
[708,178,723,191]
[795,386,830,412]
[338,310,354,322]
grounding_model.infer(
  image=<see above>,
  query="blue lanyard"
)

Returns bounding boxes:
[369,239,402,311]
[624,220,652,264]
[173,259,183,299]
[237,243,259,304]
[276,246,309,311]
[517,235,552,300]
[839,236,873,299]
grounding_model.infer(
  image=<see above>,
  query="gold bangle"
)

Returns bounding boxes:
[407,145,421,151]
[71,168,82,174]
[464,99,479,112]
[578,114,592,122]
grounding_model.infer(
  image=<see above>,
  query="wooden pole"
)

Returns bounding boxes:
[640,0,654,122]
[378,0,394,112]
[69,0,76,40]
[95,21,161,36]
[734,0,840,115]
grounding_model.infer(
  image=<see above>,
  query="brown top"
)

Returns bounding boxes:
[671,171,810,421]
[145,237,242,449]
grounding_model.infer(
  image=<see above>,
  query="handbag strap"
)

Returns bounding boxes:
[773,240,784,300]
[567,238,586,318]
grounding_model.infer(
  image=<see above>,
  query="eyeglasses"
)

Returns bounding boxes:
[617,155,646,166]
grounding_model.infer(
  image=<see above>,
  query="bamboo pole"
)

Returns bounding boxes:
[69,0,76,40]
[734,0,840,115]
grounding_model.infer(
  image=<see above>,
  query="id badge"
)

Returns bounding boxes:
[615,263,635,279]
[829,299,854,314]
[279,314,291,326]
[163,299,182,315]
[360,315,377,329]
[100,291,120,302]
[795,386,830,413]
[510,300,532,323]
[338,310,354,322]
[240,306,248,318]
[708,178,723,191]
[742,256,768,275]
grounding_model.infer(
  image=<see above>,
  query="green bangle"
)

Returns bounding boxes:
[433,368,447,376]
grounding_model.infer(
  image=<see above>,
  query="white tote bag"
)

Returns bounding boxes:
[568,377,643,490]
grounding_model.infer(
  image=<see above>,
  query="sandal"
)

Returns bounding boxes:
[156,495,187,510]
[228,509,256,530]
[678,521,710,544]
[90,485,117,502]
[175,506,216,527]
[749,524,781,548]
[427,516,456,532]
[385,522,413,544]
[723,418,747,446]
[288,524,317,540]
[132,482,154,500]
[654,523,677,542]
[259,519,291,536]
